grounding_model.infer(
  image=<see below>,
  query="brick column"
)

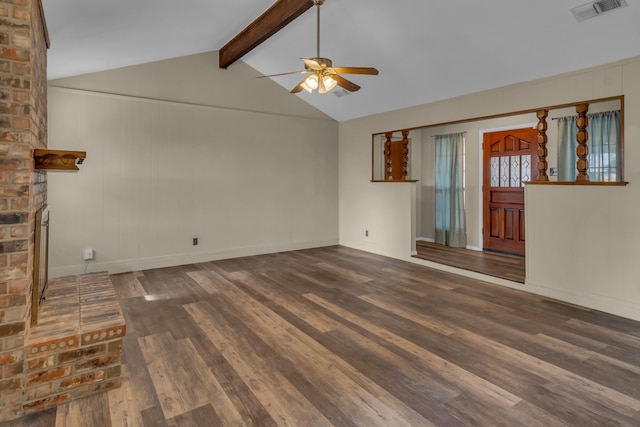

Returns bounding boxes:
[0,0,48,421]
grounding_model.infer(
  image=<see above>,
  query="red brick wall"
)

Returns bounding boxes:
[0,0,48,421]
[22,272,125,414]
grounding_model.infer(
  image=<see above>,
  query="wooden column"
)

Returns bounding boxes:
[384,132,393,180]
[401,130,410,180]
[575,103,590,182]
[382,130,411,181]
[535,109,549,181]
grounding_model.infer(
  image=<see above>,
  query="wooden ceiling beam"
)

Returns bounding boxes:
[219,0,314,69]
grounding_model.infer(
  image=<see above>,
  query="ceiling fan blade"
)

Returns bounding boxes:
[333,75,361,92]
[258,70,308,78]
[331,67,379,75]
[291,77,307,93]
[302,58,322,70]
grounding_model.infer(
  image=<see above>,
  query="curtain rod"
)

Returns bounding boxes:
[430,131,467,138]
[551,110,620,120]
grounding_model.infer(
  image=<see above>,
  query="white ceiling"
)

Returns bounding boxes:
[43,0,640,122]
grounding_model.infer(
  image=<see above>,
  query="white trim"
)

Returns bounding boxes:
[407,255,640,322]
[50,239,338,278]
[48,86,335,122]
[466,245,482,251]
[410,250,418,256]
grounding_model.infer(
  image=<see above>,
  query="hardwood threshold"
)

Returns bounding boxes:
[414,240,525,283]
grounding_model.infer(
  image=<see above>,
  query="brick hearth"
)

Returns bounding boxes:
[23,272,125,413]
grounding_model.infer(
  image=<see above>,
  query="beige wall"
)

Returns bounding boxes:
[339,56,640,321]
[47,53,339,276]
[50,51,329,121]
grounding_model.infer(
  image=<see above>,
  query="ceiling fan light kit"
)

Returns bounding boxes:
[259,0,378,94]
[321,75,337,92]
[301,74,337,93]
[303,74,319,91]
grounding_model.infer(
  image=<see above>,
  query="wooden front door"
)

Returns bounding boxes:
[483,128,538,256]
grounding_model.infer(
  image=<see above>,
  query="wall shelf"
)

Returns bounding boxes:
[34,149,86,172]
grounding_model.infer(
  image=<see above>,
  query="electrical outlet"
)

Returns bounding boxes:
[365,230,369,237]
[193,238,198,246]
[83,248,94,261]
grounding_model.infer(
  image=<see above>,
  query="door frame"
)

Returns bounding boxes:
[477,123,537,251]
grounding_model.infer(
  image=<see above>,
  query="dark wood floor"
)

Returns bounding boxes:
[414,240,526,283]
[4,245,640,426]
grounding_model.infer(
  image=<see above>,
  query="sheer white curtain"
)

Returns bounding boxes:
[558,111,620,181]
[435,133,466,247]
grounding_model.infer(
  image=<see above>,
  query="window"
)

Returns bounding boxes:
[557,110,621,182]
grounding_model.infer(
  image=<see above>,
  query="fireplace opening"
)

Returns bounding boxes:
[31,205,49,325]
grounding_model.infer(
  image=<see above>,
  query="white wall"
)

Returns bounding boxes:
[339,56,640,321]
[47,53,339,276]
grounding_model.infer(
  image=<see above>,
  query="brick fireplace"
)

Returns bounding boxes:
[0,0,49,420]
[0,1,124,421]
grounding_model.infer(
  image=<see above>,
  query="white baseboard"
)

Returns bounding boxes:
[49,238,339,278]
[523,279,640,323]
[408,256,640,323]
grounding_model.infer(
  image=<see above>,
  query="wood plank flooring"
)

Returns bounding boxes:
[3,245,640,426]
[414,240,526,283]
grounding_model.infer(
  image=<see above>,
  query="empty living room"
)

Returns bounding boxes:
[1,0,640,426]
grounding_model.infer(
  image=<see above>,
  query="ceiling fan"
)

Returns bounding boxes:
[261,0,379,94]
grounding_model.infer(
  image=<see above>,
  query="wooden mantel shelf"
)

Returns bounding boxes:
[34,149,86,172]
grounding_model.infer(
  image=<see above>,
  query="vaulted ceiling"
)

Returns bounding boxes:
[43,0,640,121]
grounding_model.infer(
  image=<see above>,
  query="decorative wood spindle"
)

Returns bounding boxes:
[575,103,590,182]
[384,132,393,180]
[401,129,410,180]
[381,130,411,181]
[535,109,549,181]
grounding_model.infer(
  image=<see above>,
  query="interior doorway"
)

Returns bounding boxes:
[482,127,539,256]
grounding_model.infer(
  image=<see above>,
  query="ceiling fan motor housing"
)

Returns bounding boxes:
[305,57,333,70]
[286,0,377,93]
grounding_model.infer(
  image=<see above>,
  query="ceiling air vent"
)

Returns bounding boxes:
[332,88,350,98]
[571,0,627,22]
